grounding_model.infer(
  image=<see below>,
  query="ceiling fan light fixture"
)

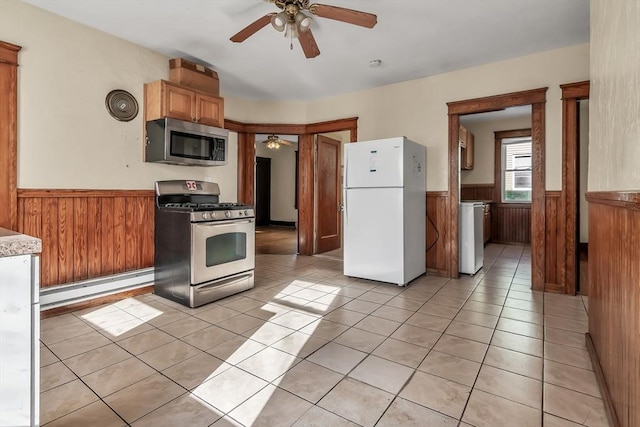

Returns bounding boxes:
[284,21,299,39]
[295,11,312,32]
[271,11,287,32]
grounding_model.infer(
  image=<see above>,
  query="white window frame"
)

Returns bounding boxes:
[502,139,532,203]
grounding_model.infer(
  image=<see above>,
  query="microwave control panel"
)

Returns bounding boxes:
[211,138,226,161]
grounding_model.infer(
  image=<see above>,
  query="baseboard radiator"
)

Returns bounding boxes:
[39,268,154,310]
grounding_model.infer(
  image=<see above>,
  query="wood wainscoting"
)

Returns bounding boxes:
[426,191,449,277]
[460,184,494,201]
[585,191,639,427]
[491,204,531,244]
[17,189,155,288]
[544,191,564,292]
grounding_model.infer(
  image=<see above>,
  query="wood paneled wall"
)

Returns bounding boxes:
[460,184,494,201]
[491,204,531,244]
[543,191,563,292]
[17,189,155,288]
[586,191,640,427]
[426,192,449,276]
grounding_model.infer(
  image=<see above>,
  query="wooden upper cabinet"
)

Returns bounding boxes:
[196,93,224,127]
[459,125,468,148]
[164,83,195,122]
[463,131,474,170]
[460,125,474,170]
[144,80,224,127]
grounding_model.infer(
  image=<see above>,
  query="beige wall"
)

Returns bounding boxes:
[0,0,238,200]
[306,44,590,191]
[224,96,307,124]
[2,0,591,198]
[589,0,640,191]
[254,137,298,223]
[460,115,532,185]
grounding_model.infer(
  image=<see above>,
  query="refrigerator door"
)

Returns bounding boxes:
[459,202,484,274]
[343,187,404,284]
[344,138,404,189]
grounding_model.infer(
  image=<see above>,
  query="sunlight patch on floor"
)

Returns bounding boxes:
[190,279,339,424]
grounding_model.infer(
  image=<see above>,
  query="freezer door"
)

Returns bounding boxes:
[343,187,404,284]
[344,138,404,188]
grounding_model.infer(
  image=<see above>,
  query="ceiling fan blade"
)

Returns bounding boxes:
[309,4,377,28]
[279,139,297,146]
[230,14,274,43]
[298,29,321,59]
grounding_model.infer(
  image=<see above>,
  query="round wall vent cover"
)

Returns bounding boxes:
[105,89,139,122]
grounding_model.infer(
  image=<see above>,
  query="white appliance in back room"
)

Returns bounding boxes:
[343,136,426,286]
[459,201,484,274]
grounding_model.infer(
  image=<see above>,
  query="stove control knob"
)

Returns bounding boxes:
[202,212,209,220]
[244,210,249,216]
[239,211,243,216]
[225,211,231,218]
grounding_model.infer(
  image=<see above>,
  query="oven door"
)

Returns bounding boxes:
[191,218,255,285]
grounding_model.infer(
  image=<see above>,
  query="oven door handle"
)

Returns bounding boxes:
[196,219,254,227]
[193,272,253,292]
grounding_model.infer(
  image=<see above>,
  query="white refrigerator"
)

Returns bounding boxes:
[343,137,426,286]
[459,202,484,275]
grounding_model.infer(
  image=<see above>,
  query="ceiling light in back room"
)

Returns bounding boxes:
[369,59,383,68]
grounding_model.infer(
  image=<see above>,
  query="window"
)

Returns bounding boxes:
[502,139,532,202]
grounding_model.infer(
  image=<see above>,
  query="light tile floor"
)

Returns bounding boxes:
[39,244,610,426]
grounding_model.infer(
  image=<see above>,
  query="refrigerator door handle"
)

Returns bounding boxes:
[343,191,348,225]
[344,151,349,189]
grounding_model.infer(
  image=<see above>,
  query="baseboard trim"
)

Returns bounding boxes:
[585,333,620,427]
[40,268,154,310]
[41,286,154,319]
[269,220,296,228]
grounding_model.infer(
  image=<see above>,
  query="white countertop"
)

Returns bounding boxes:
[0,228,42,257]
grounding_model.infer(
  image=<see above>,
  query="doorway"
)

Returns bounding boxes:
[459,107,533,246]
[560,81,590,295]
[448,88,547,290]
[233,117,358,256]
[255,157,271,226]
[254,134,299,255]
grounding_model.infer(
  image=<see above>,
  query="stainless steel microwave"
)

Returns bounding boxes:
[145,118,228,166]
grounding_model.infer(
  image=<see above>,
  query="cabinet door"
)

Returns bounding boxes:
[459,126,467,148]
[483,205,491,244]
[163,84,195,122]
[465,132,475,170]
[196,94,223,127]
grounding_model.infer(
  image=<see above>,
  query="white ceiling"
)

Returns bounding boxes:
[460,105,532,125]
[23,0,589,101]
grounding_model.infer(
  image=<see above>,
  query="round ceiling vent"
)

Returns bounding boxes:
[105,89,139,122]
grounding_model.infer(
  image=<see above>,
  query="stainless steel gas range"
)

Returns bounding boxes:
[154,180,255,308]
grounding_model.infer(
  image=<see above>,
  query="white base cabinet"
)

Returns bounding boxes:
[0,254,39,427]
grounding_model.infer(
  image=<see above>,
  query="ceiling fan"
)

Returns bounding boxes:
[230,0,378,58]
[262,134,296,149]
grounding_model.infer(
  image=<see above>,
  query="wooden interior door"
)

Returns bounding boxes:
[315,135,341,253]
[255,156,271,226]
